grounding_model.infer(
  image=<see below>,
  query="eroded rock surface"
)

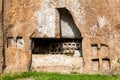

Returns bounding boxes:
[1,0,120,74]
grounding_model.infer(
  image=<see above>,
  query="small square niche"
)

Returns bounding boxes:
[16,37,24,48]
[7,37,14,47]
[92,59,99,71]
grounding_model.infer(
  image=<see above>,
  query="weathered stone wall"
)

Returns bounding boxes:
[2,0,120,74]
[32,54,83,73]
[4,48,31,73]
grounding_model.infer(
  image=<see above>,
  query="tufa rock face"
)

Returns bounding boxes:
[1,0,120,74]
[0,0,2,74]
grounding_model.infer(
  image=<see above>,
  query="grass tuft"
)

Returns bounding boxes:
[0,71,119,80]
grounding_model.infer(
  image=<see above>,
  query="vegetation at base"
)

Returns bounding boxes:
[0,71,119,80]
[118,58,120,64]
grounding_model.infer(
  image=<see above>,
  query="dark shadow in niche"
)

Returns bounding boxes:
[31,38,82,55]
[57,8,81,38]
[101,44,109,47]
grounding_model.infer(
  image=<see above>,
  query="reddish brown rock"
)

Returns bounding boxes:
[0,0,120,74]
[0,0,3,74]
